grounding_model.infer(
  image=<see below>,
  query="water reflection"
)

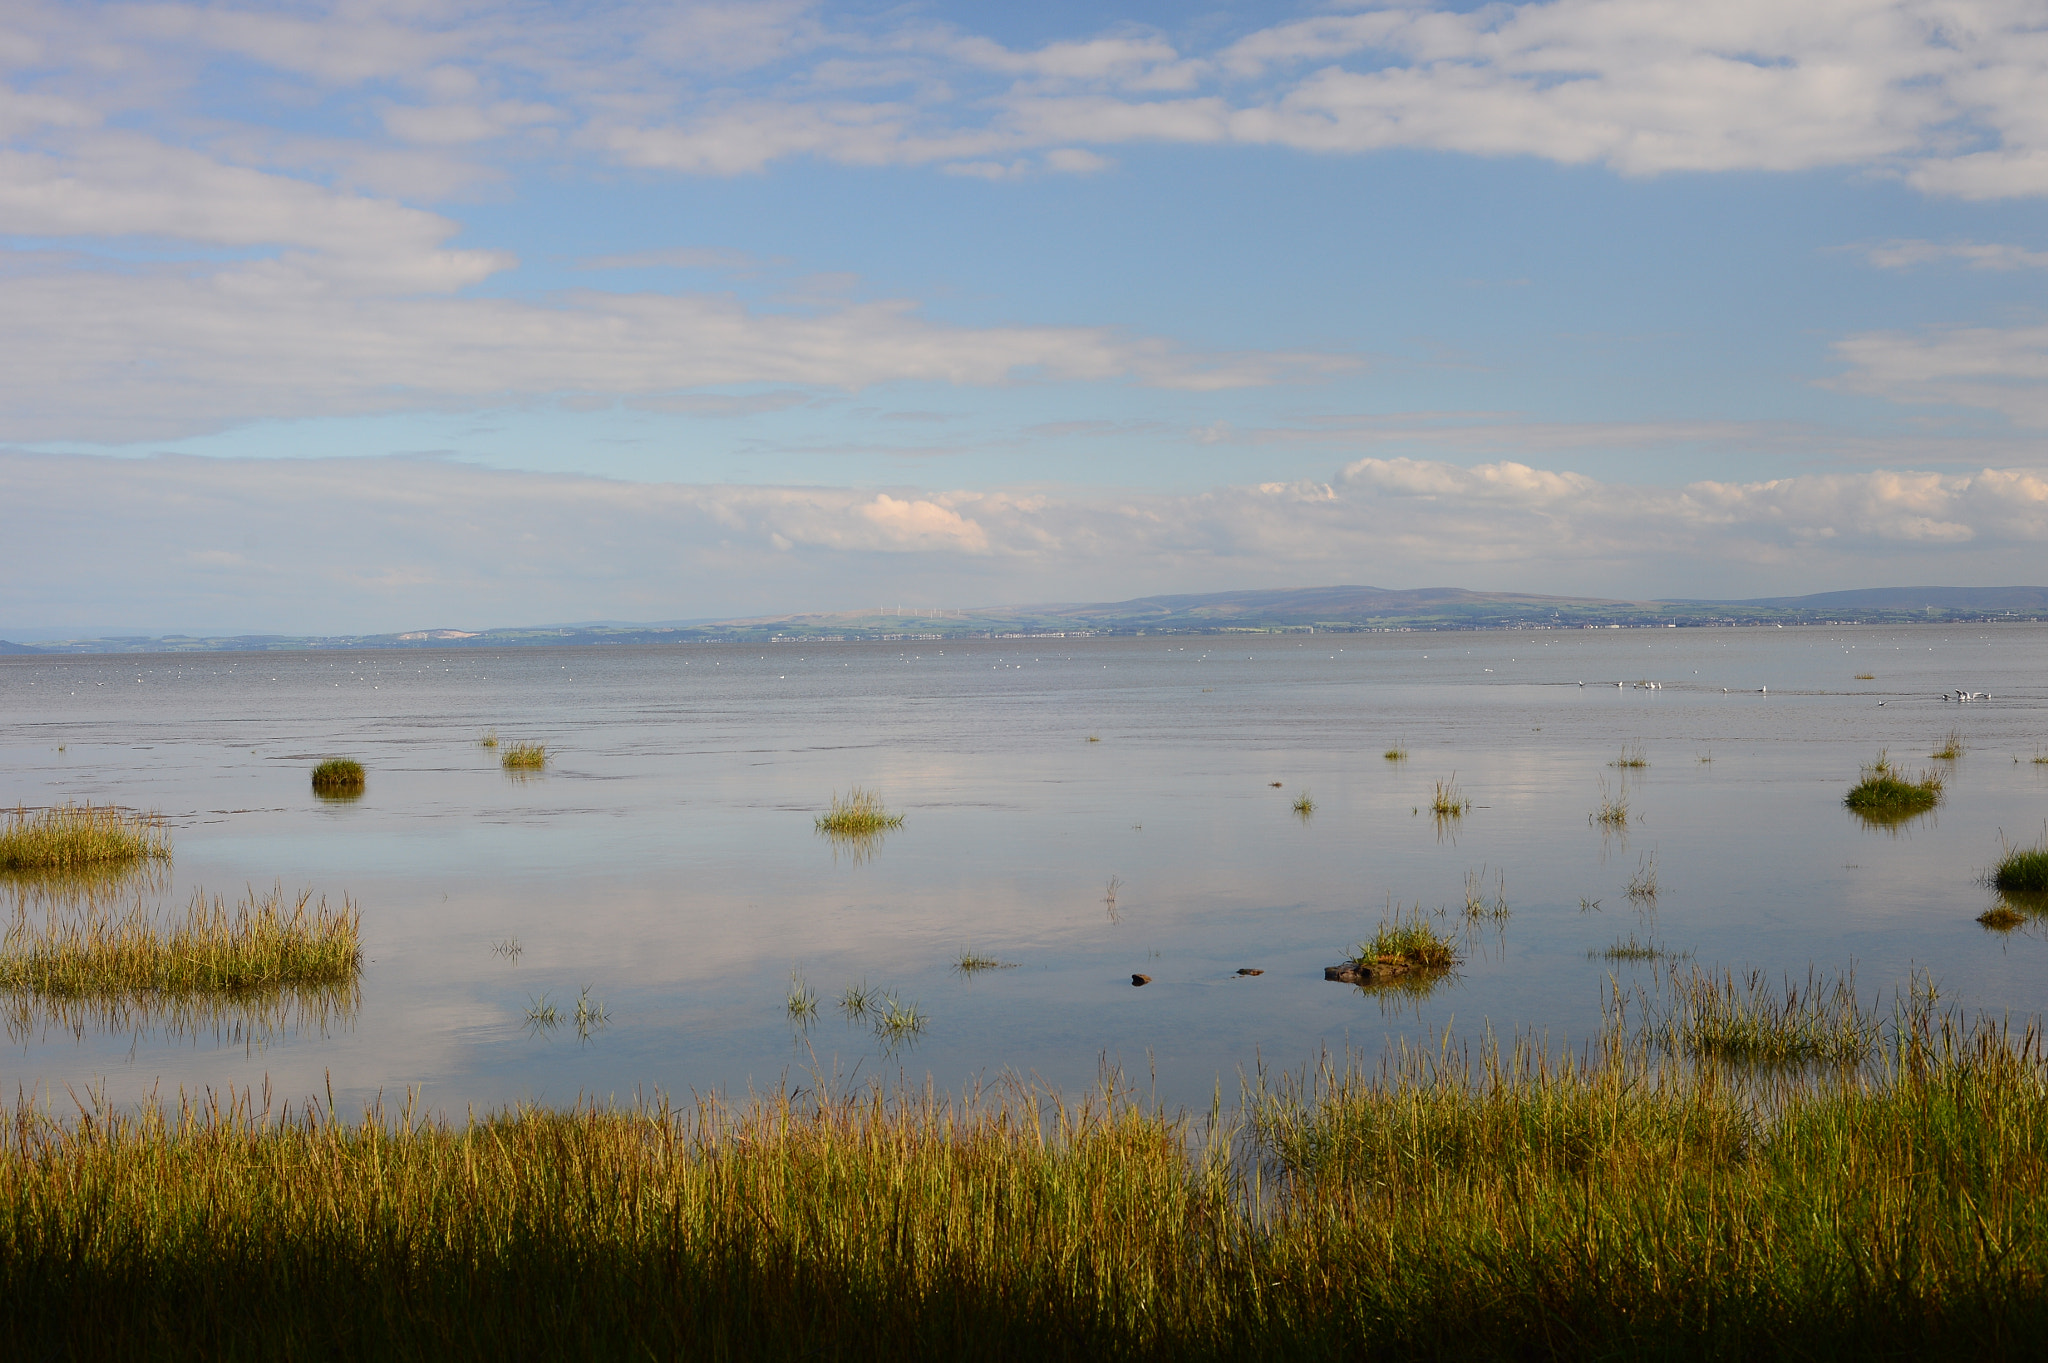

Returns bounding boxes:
[2,981,359,1054]
[3,861,170,918]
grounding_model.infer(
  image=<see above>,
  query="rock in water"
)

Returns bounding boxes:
[1131,974,1152,986]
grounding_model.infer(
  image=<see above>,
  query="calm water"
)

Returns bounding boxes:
[3,625,2046,1116]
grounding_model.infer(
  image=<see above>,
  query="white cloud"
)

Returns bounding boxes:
[1861,239,2048,270]
[1831,323,2048,425]
[6,452,2046,633]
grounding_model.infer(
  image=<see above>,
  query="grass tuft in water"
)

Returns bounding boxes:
[1428,777,1469,817]
[839,981,876,1018]
[1993,840,2048,894]
[1610,740,1648,769]
[1931,729,1966,761]
[1382,746,1407,762]
[815,787,904,836]
[1350,908,1458,973]
[0,805,169,874]
[1626,852,1659,903]
[1462,868,1507,922]
[478,730,499,748]
[1978,905,2026,931]
[1291,791,1315,817]
[0,886,358,996]
[874,992,927,1040]
[953,952,1015,975]
[1844,751,1942,819]
[1595,933,1679,961]
[785,969,818,1025]
[1854,671,1875,680]
[310,759,364,795]
[1590,776,1629,828]
[501,743,546,771]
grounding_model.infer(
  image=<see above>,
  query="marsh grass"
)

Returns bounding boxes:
[1645,965,1879,1065]
[478,729,499,748]
[309,758,364,796]
[953,952,1015,975]
[1626,851,1659,904]
[0,886,359,998]
[1290,791,1315,817]
[1932,728,1966,760]
[874,993,927,1041]
[785,969,818,1025]
[1462,868,1507,922]
[1610,740,1648,769]
[1992,836,2048,894]
[1382,745,1407,762]
[0,805,169,874]
[815,787,904,836]
[1845,750,1943,820]
[1855,671,1876,680]
[1428,777,1469,817]
[1594,933,1680,961]
[6,1010,2048,1354]
[839,981,877,1018]
[500,743,546,771]
[1350,908,1458,973]
[1979,905,2026,932]
[1590,776,1629,828]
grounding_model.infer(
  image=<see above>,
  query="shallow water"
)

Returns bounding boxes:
[2,624,2045,1116]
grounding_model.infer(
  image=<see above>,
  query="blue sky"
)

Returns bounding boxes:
[5,0,2048,633]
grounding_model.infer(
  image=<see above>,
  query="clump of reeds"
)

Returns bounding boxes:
[815,787,904,836]
[1844,750,1942,818]
[478,730,499,748]
[1462,868,1507,922]
[1428,777,1469,817]
[1854,671,1875,680]
[1993,840,2048,894]
[1626,852,1658,903]
[1349,909,1458,974]
[0,805,169,873]
[1978,905,2025,931]
[1646,965,1877,1065]
[953,952,1014,975]
[1291,791,1315,817]
[1590,776,1628,828]
[310,758,364,795]
[1610,740,1648,768]
[1383,746,1407,762]
[1594,933,1677,961]
[1931,728,1966,760]
[873,993,927,1040]
[785,968,818,1024]
[501,743,546,771]
[0,886,358,997]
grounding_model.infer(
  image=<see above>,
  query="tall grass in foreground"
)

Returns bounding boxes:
[0,804,168,873]
[816,787,905,835]
[0,886,360,996]
[6,1011,2048,1356]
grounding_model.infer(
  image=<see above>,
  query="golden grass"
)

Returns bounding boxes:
[0,805,169,874]
[5,1011,2047,1353]
[500,743,546,770]
[1427,777,1468,817]
[1932,728,1966,760]
[0,885,359,997]
[815,787,904,836]
[1290,791,1315,816]
[1609,739,1648,768]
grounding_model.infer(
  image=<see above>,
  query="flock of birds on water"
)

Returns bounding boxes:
[1562,681,1993,703]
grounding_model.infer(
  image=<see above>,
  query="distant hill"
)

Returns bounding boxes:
[7,584,2045,653]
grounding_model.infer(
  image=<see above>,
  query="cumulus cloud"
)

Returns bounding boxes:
[6,452,2046,633]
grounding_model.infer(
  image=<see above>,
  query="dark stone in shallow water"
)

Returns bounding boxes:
[1326,960,1414,984]
[1237,968,1263,976]
[1131,974,1151,986]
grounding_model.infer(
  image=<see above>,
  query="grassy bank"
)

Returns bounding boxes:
[0,885,360,996]
[0,804,169,873]
[5,1011,2045,1357]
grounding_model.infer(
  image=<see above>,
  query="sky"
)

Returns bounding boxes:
[5,0,2048,635]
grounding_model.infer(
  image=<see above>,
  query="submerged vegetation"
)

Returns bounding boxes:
[0,804,169,874]
[309,758,364,796]
[1590,776,1629,828]
[1290,790,1315,817]
[1931,728,1966,761]
[1382,745,1407,762]
[815,787,905,836]
[1844,751,1943,820]
[953,952,1015,975]
[1610,740,1648,769]
[500,743,547,771]
[0,886,359,998]
[5,1009,2048,1353]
